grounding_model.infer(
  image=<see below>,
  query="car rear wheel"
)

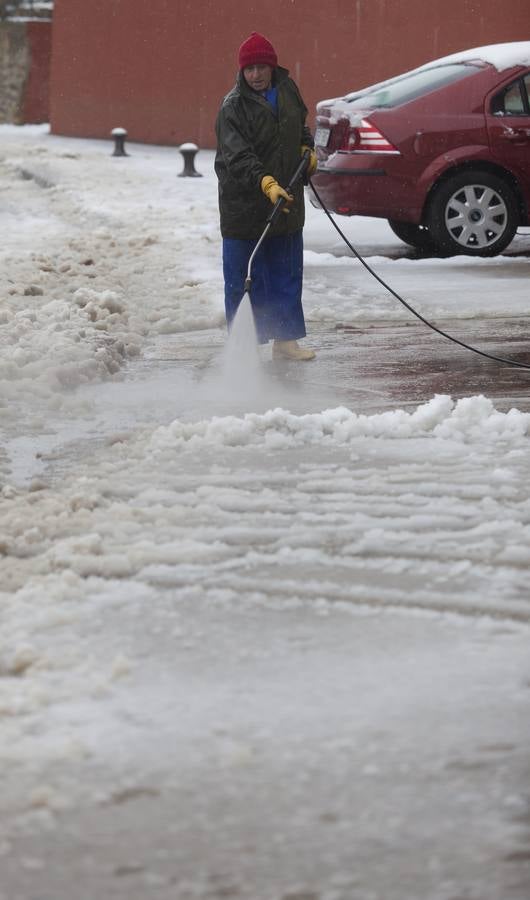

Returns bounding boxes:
[387,219,436,251]
[427,170,518,256]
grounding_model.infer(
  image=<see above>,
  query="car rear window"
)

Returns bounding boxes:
[345,63,483,109]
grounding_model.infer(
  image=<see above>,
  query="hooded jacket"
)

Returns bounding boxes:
[215,66,314,239]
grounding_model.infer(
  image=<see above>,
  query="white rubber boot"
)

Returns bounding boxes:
[272,340,316,361]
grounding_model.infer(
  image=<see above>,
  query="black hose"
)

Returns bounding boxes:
[309,179,530,372]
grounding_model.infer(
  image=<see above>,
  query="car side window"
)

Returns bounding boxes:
[491,79,527,116]
[524,74,530,108]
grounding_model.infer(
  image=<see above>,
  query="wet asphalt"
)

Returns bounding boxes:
[293,315,530,414]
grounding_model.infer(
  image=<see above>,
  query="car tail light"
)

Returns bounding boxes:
[327,117,351,153]
[338,118,398,154]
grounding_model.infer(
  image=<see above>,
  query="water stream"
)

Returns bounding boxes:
[220,293,262,393]
[4,297,286,487]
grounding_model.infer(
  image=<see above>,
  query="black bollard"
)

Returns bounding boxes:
[178,142,202,177]
[111,127,129,157]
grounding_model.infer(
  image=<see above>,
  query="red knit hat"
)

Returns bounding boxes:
[238,32,278,70]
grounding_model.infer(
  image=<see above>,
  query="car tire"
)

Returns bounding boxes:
[426,170,518,256]
[387,219,436,252]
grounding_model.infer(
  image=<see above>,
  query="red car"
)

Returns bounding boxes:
[311,42,530,255]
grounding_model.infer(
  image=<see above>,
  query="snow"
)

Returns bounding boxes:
[430,40,530,71]
[149,396,530,449]
[1,125,530,899]
[6,0,53,21]
[6,0,53,14]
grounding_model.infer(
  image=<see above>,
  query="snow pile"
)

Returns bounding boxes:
[149,395,530,451]
[0,129,224,422]
[0,288,139,407]
[1,393,529,604]
[433,395,530,441]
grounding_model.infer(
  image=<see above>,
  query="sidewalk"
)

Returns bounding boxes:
[310,316,530,413]
[150,314,530,416]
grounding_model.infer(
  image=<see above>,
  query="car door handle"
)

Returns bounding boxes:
[501,126,530,141]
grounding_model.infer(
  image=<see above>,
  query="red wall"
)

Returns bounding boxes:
[50,0,530,147]
[22,21,52,123]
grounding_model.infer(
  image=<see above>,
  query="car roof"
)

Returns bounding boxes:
[318,41,530,109]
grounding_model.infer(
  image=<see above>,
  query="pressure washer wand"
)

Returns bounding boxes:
[244,150,311,294]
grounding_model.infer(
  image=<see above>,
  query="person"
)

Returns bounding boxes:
[215,32,318,361]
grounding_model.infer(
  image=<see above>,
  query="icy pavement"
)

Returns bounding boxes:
[1,127,530,900]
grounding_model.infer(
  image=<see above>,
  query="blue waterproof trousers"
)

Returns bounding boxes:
[223,231,306,344]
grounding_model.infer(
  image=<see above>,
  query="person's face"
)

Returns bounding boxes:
[243,64,273,92]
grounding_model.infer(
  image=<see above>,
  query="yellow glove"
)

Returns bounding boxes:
[261,175,293,212]
[301,145,318,177]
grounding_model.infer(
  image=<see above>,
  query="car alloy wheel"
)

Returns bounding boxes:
[427,170,518,256]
